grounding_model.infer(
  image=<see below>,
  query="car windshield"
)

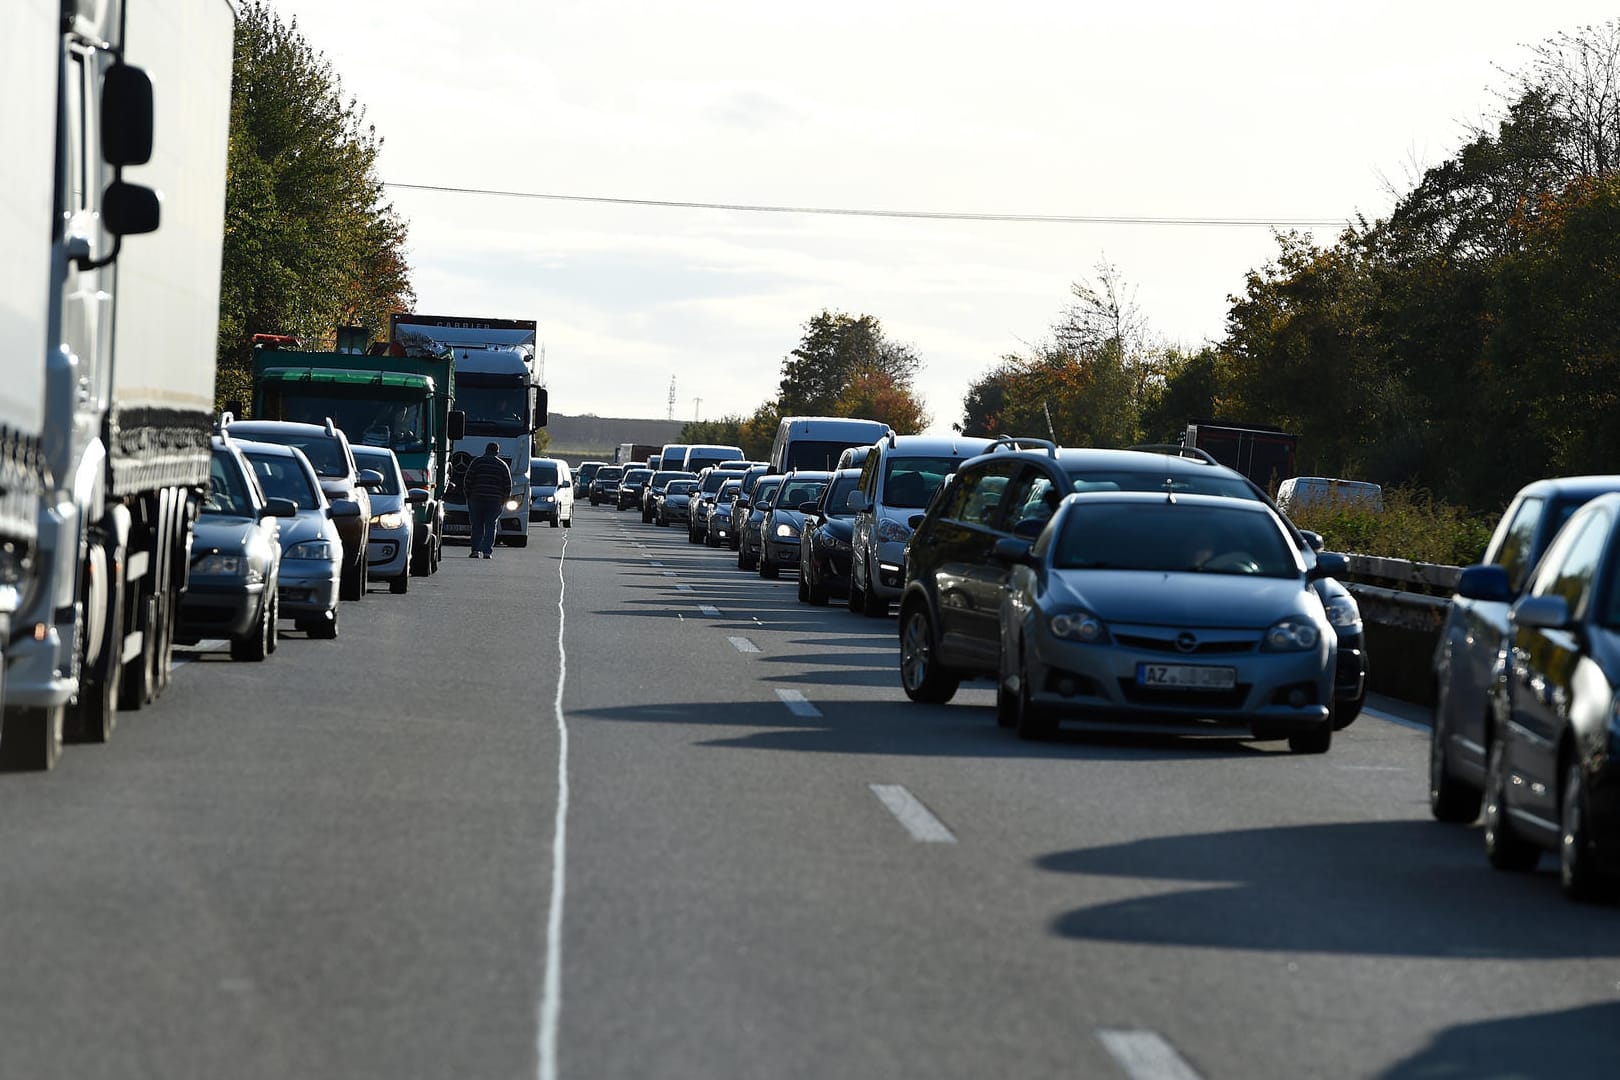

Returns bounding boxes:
[823,474,862,515]
[884,457,959,509]
[785,440,862,472]
[624,470,652,485]
[456,382,528,436]
[353,452,402,494]
[243,432,347,478]
[666,482,696,495]
[1053,502,1297,577]
[244,452,320,508]
[598,467,623,481]
[204,450,257,516]
[531,462,559,486]
[753,479,783,506]
[779,479,829,509]
[1062,467,1257,500]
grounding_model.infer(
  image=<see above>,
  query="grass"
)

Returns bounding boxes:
[1286,487,1494,567]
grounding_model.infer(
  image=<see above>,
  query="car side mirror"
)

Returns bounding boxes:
[1514,594,1571,630]
[559,479,571,488]
[846,491,869,513]
[908,513,927,530]
[407,487,430,505]
[1011,518,1045,540]
[358,469,385,489]
[992,537,1034,565]
[260,497,298,519]
[1308,551,1348,580]
[1457,563,1512,603]
[757,501,773,512]
[1299,529,1326,553]
[328,498,362,519]
[799,501,819,514]
[736,496,750,509]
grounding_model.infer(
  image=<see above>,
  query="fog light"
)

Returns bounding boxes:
[1057,678,1077,697]
[1288,688,1307,707]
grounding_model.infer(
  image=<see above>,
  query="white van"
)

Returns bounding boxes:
[768,416,892,474]
[529,457,574,527]
[1276,476,1384,514]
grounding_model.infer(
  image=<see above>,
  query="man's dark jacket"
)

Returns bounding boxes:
[463,453,513,501]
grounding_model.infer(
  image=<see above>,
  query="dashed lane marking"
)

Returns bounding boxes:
[868,784,957,843]
[727,636,760,653]
[675,584,693,592]
[699,605,721,617]
[774,688,821,718]
[1096,1030,1205,1080]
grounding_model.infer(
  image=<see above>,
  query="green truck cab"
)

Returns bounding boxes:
[250,345,465,575]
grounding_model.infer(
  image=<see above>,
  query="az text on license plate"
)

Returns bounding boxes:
[444,523,469,535]
[1137,663,1237,690]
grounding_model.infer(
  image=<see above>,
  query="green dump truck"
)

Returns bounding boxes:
[251,339,465,575]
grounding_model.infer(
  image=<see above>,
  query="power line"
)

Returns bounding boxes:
[383,180,1346,229]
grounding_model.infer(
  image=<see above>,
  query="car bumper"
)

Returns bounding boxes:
[178,581,265,639]
[1334,630,1367,701]
[1026,628,1333,735]
[366,525,411,576]
[869,539,908,599]
[709,518,733,540]
[530,502,559,522]
[763,537,801,567]
[809,545,852,590]
[277,563,341,617]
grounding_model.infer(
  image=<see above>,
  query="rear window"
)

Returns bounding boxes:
[247,432,347,477]
[530,462,559,486]
[883,457,959,509]
[785,440,862,472]
[246,452,320,508]
[1053,502,1296,577]
[352,452,401,494]
[1062,467,1256,500]
[597,467,624,481]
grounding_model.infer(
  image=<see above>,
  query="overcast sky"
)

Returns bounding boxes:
[266,1,1616,432]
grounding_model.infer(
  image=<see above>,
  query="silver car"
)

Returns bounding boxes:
[353,445,417,594]
[989,491,1342,752]
[237,440,344,639]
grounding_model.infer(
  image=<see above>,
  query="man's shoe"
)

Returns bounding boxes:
[469,551,480,558]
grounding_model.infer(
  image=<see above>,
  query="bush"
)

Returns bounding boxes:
[1286,487,1494,566]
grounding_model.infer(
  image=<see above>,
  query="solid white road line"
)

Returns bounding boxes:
[1096,1030,1204,1080]
[774,688,822,718]
[727,636,760,653]
[868,784,957,843]
[698,605,721,617]
[537,530,571,1080]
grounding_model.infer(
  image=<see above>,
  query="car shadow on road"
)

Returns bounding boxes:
[1038,819,1620,958]
[1379,1001,1620,1079]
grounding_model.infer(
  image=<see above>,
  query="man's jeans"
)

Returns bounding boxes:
[467,496,504,555]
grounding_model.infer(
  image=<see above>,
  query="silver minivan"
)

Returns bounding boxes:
[529,458,574,528]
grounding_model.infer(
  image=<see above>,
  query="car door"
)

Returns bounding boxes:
[1507,509,1610,830]
[923,458,1022,671]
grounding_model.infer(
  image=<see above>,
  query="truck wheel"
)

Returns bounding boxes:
[119,593,158,711]
[68,542,123,744]
[0,706,64,771]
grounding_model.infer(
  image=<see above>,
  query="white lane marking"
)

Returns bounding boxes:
[1097,1030,1204,1080]
[727,636,759,653]
[699,605,721,617]
[868,784,957,843]
[661,570,677,577]
[537,529,571,1080]
[775,688,821,718]
[675,584,693,592]
[648,560,663,566]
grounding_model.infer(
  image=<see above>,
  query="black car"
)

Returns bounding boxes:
[643,470,697,522]
[176,437,298,661]
[656,480,698,526]
[736,475,783,571]
[799,468,862,604]
[758,471,832,579]
[589,465,624,506]
[705,479,744,547]
[225,418,379,601]
[617,468,653,511]
[896,440,1365,724]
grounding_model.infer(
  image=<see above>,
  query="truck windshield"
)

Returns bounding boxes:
[530,462,559,486]
[457,383,528,436]
[275,394,429,454]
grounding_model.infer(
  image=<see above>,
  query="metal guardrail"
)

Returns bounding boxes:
[1340,554,1462,706]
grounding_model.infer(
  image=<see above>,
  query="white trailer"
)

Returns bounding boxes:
[1,0,236,769]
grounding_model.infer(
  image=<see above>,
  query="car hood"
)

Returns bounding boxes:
[769,509,808,529]
[369,493,406,514]
[193,515,262,554]
[276,511,338,549]
[816,516,855,542]
[1047,569,1316,629]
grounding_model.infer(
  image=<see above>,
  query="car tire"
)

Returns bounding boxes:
[0,706,64,772]
[1430,682,1482,823]
[305,607,339,640]
[995,642,1020,728]
[847,570,864,612]
[807,571,829,606]
[230,594,273,662]
[266,591,279,655]
[390,572,409,595]
[563,513,572,528]
[1484,735,1541,872]
[798,576,809,602]
[1287,722,1332,755]
[899,605,959,704]
[861,567,887,618]
[1013,659,1057,740]
[550,516,560,528]
[759,558,779,580]
[340,557,362,601]
[1560,761,1618,902]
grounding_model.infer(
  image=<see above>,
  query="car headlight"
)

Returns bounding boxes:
[1263,617,1321,651]
[1049,610,1109,643]
[504,498,520,512]
[876,518,913,543]
[775,521,800,538]
[1323,593,1362,631]
[285,540,335,560]
[369,512,405,530]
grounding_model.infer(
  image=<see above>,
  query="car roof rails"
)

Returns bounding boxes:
[215,411,235,439]
[324,417,338,437]
[986,435,1058,458]
[1129,442,1220,466]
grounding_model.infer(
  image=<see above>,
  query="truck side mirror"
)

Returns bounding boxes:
[101,64,154,166]
[447,410,466,441]
[533,386,548,430]
[102,181,160,237]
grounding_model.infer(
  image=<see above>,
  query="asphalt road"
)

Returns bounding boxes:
[2,504,1618,1080]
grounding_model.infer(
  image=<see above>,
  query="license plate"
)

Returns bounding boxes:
[444,523,469,535]
[1136,663,1237,690]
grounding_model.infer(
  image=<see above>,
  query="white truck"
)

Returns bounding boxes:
[391,315,548,549]
[1,0,236,769]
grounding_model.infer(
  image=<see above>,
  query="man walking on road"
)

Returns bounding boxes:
[463,441,512,558]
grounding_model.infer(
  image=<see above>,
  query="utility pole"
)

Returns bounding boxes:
[693,398,702,422]
[667,376,676,421]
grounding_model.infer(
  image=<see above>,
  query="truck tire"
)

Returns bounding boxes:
[119,593,158,711]
[67,541,123,744]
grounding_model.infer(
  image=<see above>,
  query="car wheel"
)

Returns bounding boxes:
[550,515,560,528]
[899,605,959,704]
[340,559,361,601]
[266,591,280,654]
[1560,760,1618,902]
[1287,722,1332,755]
[1430,681,1482,823]
[0,706,64,771]
[230,594,273,662]
[1484,735,1541,872]
[390,571,409,594]
[759,557,779,580]
[847,569,864,612]
[995,642,1019,729]
[807,570,829,606]
[118,593,158,711]
[861,567,887,618]
[1013,653,1057,740]
[797,576,809,602]
[305,607,339,640]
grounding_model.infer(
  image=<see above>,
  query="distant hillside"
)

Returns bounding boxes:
[540,414,685,464]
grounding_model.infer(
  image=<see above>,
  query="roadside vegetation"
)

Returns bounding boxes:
[1285,489,1496,567]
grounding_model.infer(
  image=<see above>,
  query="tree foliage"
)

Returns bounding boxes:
[216,2,414,410]
[776,311,930,431]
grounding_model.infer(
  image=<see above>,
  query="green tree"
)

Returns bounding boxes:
[216,1,414,411]
[775,311,927,428]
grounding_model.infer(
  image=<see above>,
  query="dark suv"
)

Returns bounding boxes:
[897,440,1366,725]
[225,419,380,601]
